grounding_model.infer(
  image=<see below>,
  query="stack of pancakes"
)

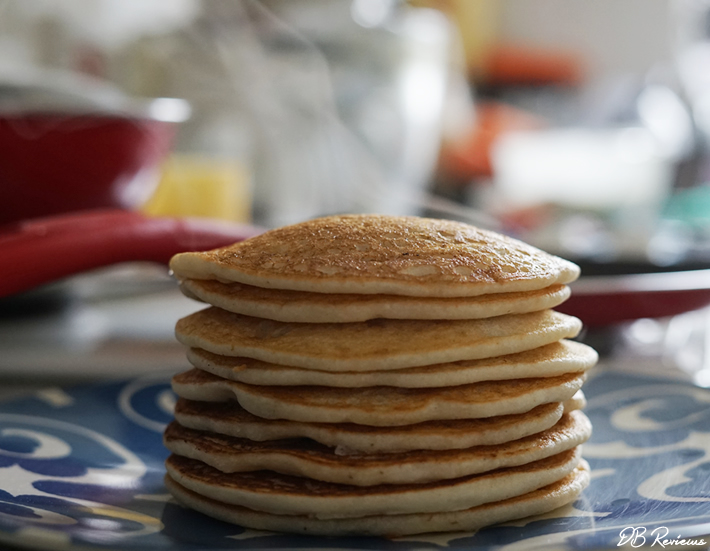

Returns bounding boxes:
[163,214,597,537]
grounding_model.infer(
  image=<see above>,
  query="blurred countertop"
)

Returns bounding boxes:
[0,264,202,402]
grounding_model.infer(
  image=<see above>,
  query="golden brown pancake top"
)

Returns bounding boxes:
[170,215,580,297]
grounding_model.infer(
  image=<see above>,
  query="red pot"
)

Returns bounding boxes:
[0,112,176,224]
[0,90,263,297]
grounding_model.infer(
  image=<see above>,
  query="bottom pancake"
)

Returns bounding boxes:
[165,448,581,519]
[165,460,590,537]
[163,411,591,486]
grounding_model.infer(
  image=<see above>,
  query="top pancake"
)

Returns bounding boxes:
[169,215,580,297]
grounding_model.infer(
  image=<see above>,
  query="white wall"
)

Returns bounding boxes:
[498,0,674,81]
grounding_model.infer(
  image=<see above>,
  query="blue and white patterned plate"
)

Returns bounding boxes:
[0,370,709,551]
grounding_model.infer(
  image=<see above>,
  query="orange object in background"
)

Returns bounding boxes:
[439,101,544,180]
[482,44,584,87]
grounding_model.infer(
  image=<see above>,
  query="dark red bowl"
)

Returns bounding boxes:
[558,269,710,327]
[0,113,176,224]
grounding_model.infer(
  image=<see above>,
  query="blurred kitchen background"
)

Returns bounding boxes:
[5,0,710,388]
[3,0,707,258]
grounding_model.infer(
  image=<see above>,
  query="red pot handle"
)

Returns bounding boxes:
[0,209,264,298]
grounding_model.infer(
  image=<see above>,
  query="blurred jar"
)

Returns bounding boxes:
[120,8,255,223]
[139,110,253,223]
[141,154,251,222]
[224,0,459,226]
[120,0,459,227]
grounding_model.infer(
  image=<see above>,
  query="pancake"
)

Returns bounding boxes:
[165,214,593,537]
[164,460,590,536]
[169,215,580,297]
[173,395,584,453]
[186,339,597,388]
[564,389,586,412]
[171,368,586,426]
[164,447,581,519]
[175,308,583,372]
[163,410,591,486]
[179,279,572,322]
